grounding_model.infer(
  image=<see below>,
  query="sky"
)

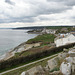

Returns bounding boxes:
[0,0,75,28]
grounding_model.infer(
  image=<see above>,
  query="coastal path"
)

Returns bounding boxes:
[0,53,60,75]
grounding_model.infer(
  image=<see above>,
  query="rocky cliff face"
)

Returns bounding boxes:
[20,46,75,75]
[60,46,75,75]
[11,42,41,53]
[47,52,68,72]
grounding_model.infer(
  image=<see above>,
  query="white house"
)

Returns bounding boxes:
[41,28,57,34]
[54,34,75,47]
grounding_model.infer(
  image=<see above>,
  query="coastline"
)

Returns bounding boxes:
[0,32,56,61]
[0,29,39,61]
[0,36,41,61]
[0,42,26,61]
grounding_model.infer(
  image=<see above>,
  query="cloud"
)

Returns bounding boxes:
[0,0,75,27]
[5,0,15,5]
[48,0,75,6]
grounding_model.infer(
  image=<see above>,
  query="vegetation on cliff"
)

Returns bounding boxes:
[26,34,55,44]
[0,43,75,72]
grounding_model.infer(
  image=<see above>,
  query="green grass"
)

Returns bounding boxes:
[50,67,60,72]
[26,34,55,44]
[14,51,32,57]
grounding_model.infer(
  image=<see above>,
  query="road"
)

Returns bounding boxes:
[0,53,59,75]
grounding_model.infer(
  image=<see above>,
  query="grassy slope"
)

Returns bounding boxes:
[13,45,53,58]
[10,34,55,58]
[26,34,55,44]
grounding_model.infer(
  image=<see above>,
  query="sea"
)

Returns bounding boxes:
[0,29,37,58]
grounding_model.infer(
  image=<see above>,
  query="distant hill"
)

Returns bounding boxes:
[0,28,11,29]
[12,26,73,30]
[12,26,45,30]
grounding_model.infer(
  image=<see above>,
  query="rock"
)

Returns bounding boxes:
[18,43,40,52]
[58,53,67,60]
[3,52,14,60]
[60,47,75,75]
[47,57,59,71]
[65,57,73,64]
[68,49,75,57]
[63,48,68,53]
[60,62,71,75]
[48,53,68,71]
[45,65,50,71]
[12,42,41,53]
[21,65,45,75]
[73,46,75,49]
[17,46,25,52]
[72,62,75,73]
[21,72,26,75]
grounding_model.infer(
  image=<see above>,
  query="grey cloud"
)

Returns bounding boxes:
[0,16,36,23]
[34,2,71,17]
[47,0,75,6]
[47,0,62,2]
[15,17,36,23]
[39,17,55,21]
[5,0,15,5]
[64,0,75,6]
[0,0,75,23]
